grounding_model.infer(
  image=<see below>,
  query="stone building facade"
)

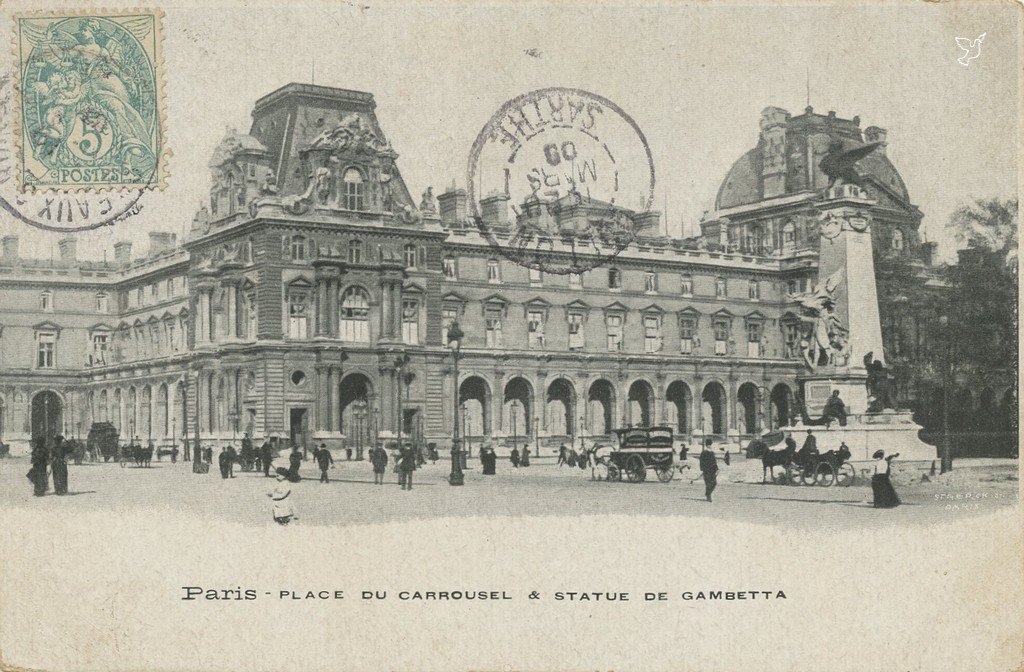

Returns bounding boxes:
[1,85,988,456]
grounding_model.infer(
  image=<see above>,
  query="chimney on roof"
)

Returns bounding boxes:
[114,240,133,266]
[437,188,468,228]
[148,231,177,256]
[864,126,888,155]
[2,235,18,262]
[58,236,77,263]
[480,192,510,229]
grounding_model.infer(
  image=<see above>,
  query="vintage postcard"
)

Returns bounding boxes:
[0,1,1019,671]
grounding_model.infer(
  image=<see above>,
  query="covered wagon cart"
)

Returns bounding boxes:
[605,426,676,483]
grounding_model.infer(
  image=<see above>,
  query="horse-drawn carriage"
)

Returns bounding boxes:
[87,422,120,463]
[758,436,855,487]
[601,426,676,483]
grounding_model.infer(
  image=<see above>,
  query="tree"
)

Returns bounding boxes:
[948,198,1018,274]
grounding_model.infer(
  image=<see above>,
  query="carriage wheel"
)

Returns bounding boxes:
[656,466,674,483]
[800,465,818,486]
[836,463,856,487]
[626,455,646,483]
[607,464,621,482]
[816,463,836,487]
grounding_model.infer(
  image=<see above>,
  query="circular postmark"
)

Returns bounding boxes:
[467,88,655,275]
[0,72,144,233]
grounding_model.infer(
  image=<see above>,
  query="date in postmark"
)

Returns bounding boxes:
[467,87,655,275]
[14,10,167,192]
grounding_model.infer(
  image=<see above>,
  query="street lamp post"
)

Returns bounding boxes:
[939,315,952,473]
[447,320,465,486]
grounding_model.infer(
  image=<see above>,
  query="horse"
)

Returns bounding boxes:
[761,441,796,483]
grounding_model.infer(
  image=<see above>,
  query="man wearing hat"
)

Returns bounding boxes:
[698,438,719,502]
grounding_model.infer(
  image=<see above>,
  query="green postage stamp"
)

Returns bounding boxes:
[14,11,167,191]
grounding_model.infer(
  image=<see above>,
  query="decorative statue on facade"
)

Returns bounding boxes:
[420,187,436,214]
[818,139,881,190]
[863,351,897,412]
[307,113,388,155]
[792,268,846,370]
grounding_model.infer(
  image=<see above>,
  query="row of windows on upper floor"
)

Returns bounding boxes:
[440,259,814,299]
[31,278,190,316]
[280,235,814,299]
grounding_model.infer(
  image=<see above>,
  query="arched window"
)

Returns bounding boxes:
[290,235,306,261]
[891,229,904,251]
[340,286,370,342]
[343,168,364,211]
[348,239,363,264]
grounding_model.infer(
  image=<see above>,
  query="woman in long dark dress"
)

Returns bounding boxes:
[480,444,496,475]
[27,437,49,496]
[51,436,69,495]
[871,450,901,508]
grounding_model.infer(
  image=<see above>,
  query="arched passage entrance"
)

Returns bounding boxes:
[701,382,727,436]
[665,381,692,434]
[587,379,615,435]
[627,380,655,427]
[770,383,792,429]
[503,377,532,436]
[339,373,374,444]
[459,376,491,437]
[31,391,63,444]
[737,383,760,435]
[546,378,576,436]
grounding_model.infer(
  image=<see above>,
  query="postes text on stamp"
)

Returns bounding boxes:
[467,87,655,275]
[15,11,166,192]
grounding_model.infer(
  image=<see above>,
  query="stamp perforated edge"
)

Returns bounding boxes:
[10,7,170,194]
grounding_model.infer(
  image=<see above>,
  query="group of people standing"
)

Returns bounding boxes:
[26,435,70,496]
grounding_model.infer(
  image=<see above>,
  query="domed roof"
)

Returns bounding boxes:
[714,110,911,210]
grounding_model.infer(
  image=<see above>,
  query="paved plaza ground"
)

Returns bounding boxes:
[0,451,1017,528]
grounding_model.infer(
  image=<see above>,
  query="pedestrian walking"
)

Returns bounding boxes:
[226,444,237,477]
[218,446,232,479]
[723,447,731,466]
[398,443,416,490]
[557,444,568,466]
[315,443,334,483]
[510,446,520,468]
[261,439,273,477]
[27,437,49,496]
[698,439,719,503]
[679,442,689,462]
[871,450,901,508]
[481,444,497,475]
[522,447,531,467]
[267,471,296,525]
[51,436,69,495]
[370,444,388,485]
[287,445,302,482]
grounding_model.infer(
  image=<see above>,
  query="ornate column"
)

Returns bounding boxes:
[493,370,505,433]
[167,381,176,439]
[378,364,396,435]
[537,371,548,434]
[328,279,340,337]
[315,365,327,430]
[392,281,403,339]
[328,366,340,432]
[315,279,328,336]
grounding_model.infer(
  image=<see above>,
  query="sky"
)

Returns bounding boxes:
[2,0,1019,263]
